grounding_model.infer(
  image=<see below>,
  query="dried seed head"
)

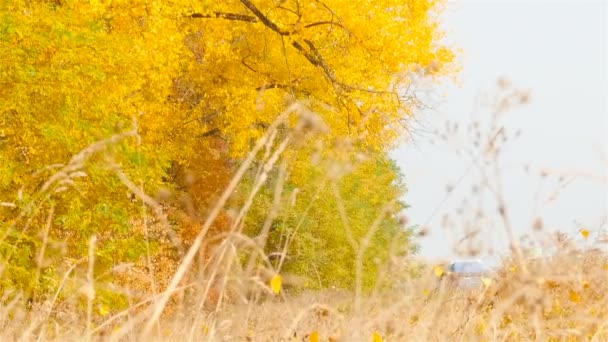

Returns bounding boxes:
[532,217,543,231]
[445,183,454,193]
[497,77,511,89]
[417,227,429,237]
[398,215,409,226]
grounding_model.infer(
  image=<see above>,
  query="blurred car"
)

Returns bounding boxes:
[444,259,491,290]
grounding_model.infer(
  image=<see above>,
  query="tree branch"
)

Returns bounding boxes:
[304,20,348,32]
[189,12,257,23]
[239,0,292,35]
[197,128,221,138]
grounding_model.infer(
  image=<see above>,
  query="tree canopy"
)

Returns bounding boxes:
[0,0,454,305]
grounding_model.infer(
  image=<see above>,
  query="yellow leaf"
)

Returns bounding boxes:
[98,304,109,317]
[270,274,282,295]
[581,229,590,239]
[309,331,320,342]
[433,265,445,278]
[569,290,581,303]
[372,331,383,342]
[481,277,492,287]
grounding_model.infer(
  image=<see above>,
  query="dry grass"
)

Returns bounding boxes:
[0,246,606,341]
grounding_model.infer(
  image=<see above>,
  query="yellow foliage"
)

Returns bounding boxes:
[0,0,454,306]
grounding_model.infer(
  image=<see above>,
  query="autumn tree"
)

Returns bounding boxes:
[242,151,414,290]
[0,0,454,303]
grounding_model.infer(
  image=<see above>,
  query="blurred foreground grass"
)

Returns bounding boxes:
[1,241,606,341]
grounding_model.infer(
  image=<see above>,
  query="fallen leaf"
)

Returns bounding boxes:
[481,277,492,287]
[270,274,282,295]
[309,330,320,342]
[569,290,581,303]
[433,265,445,278]
[372,331,383,342]
[98,304,109,317]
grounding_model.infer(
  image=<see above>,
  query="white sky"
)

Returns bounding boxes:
[392,0,607,265]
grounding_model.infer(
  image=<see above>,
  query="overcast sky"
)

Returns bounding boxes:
[392,0,607,265]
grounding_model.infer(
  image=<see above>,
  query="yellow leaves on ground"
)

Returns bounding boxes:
[372,331,384,342]
[306,329,382,341]
[433,265,445,278]
[569,290,582,303]
[270,274,282,295]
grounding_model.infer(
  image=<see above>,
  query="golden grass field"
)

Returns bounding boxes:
[1,241,606,341]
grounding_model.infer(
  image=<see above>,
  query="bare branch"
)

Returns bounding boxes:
[188,11,257,23]
[239,0,292,35]
[304,20,349,32]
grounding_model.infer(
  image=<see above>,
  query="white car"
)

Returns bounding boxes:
[445,259,491,289]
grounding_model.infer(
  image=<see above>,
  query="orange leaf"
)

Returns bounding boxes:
[569,290,582,303]
[309,331,320,342]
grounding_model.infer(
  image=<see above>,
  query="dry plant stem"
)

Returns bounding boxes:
[0,292,23,322]
[230,135,291,234]
[354,201,395,313]
[140,181,161,336]
[0,194,50,263]
[254,161,287,254]
[187,134,291,336]
[109,159,183,253]
[244,161,286,276]
[492,162,527,272]
[86,235,97,341]
[418,283,453,341]
[213,243,238,311]
[96,284,194,336]
[34,204,55,285]
[277,178,328,272]
[421,127,504,228]
[8,123,139,231]
[42,258,86,326]
[141,105,295,337]
[1,121,140,276]
[331,182,358,250]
